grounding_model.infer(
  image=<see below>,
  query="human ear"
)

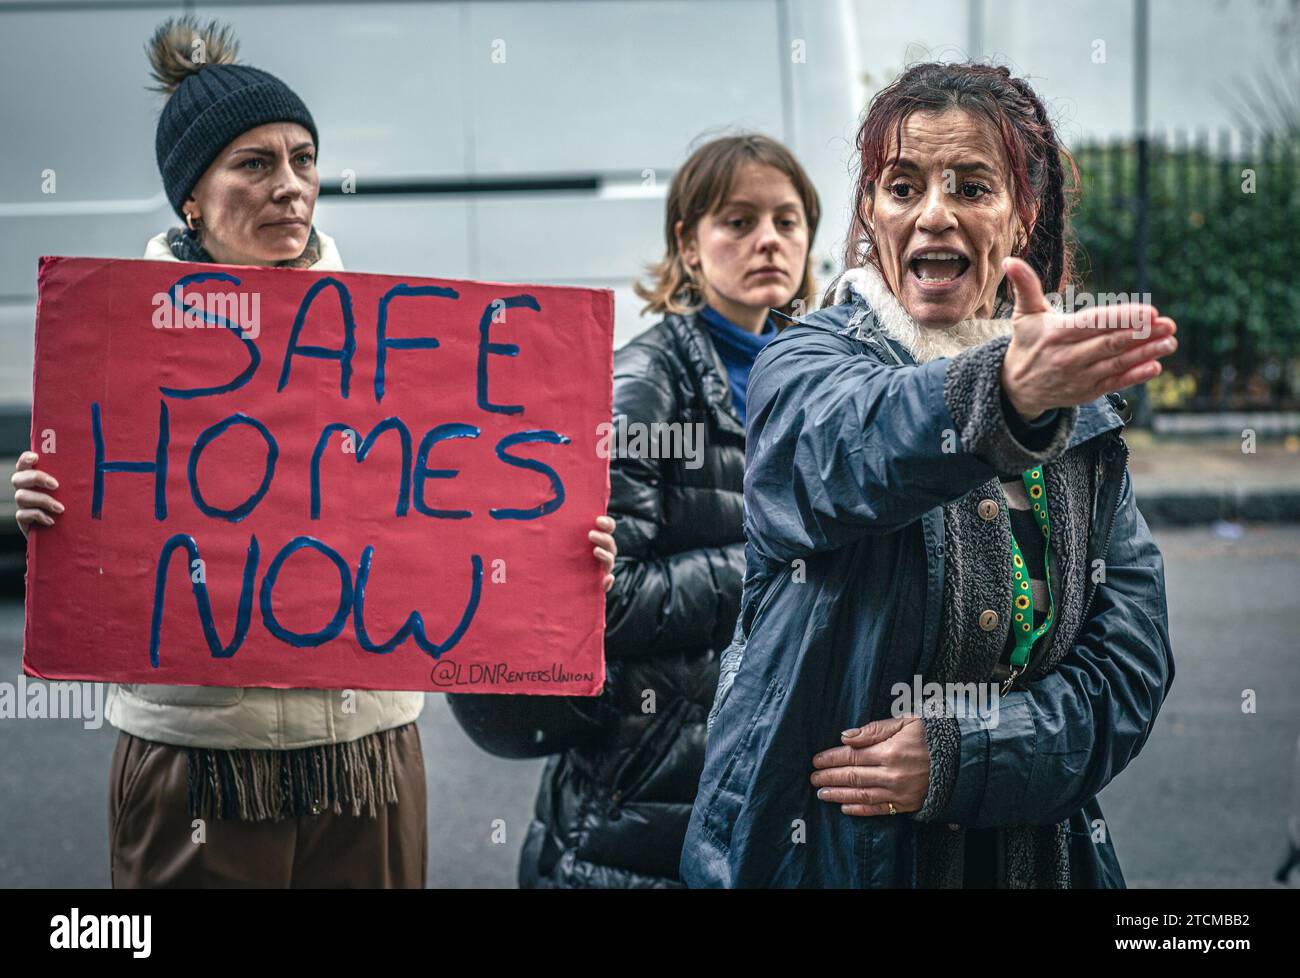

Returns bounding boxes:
[183,196,202,231]
[675,219,698,267]
[1020,204,1039,251]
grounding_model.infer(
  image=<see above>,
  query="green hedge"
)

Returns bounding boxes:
[1069,136,1300,409]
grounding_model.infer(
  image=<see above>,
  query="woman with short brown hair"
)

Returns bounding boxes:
[449,132,821,887]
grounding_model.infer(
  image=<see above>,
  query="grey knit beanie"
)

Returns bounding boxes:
[147,18,318,218]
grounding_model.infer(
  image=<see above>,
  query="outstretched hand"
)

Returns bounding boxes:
[1000,256,1178,421]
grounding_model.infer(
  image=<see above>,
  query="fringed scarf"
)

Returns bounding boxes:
[830,263,1082,888]
[186,727,403,822]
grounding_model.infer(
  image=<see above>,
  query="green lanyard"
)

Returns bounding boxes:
[1004,465,1054,693]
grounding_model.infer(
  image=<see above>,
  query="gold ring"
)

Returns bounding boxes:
[888,802,897,815]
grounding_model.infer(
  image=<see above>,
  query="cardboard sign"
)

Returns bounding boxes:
[23,257,613,695]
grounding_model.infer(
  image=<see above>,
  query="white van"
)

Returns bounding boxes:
[0,0,860,460]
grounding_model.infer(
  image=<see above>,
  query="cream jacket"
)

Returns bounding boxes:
[104,229,425,748]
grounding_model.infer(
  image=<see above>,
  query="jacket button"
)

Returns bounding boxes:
[948,823,960,832]
[978,610,1000,631]
[977,499,999,521]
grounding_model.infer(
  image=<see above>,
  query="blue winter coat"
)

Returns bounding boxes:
[680,299,1174,888]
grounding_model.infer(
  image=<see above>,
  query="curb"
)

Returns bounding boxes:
[1137,488,1300,526]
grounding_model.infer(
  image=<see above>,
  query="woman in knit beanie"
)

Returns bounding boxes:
[11,16,620,888]
[144,17,333,268]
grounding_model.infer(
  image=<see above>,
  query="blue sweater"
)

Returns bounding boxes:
[697,305,779,425]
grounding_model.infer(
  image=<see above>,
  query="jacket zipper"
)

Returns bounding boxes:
[1078,436,1131,624]
[743,563,794,641]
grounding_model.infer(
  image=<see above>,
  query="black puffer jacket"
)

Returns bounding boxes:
[448,311,748,887]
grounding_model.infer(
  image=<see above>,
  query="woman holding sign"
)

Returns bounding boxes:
[682,63,1177,888]
[448,133,820,887]
[11,16,618,889]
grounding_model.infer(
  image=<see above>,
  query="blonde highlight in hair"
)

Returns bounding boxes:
[146,16,240,96]
[635,133,821,318]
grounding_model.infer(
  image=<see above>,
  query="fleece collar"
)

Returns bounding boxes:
[830,262,1021,364]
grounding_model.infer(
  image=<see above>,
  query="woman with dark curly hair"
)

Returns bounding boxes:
[683,63,1178,889]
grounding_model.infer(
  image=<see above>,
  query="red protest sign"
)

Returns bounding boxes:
[23,257,612,695]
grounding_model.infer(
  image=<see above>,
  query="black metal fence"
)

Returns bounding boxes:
[1070,130,1300,412]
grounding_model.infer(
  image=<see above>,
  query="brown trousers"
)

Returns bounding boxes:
[107,724,427,888]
